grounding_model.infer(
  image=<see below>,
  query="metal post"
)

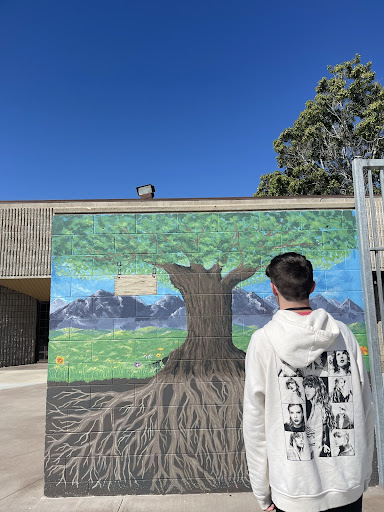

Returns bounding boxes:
[352,158,384,487]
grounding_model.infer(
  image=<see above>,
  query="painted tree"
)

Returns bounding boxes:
[255,55,384,196]
[46,210,358,494]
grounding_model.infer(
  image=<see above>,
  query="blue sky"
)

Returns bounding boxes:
[1,0,384,201]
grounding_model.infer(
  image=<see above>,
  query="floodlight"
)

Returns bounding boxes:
[136,184,155,199]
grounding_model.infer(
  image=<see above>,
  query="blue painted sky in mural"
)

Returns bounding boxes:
[51,249,364,308]
[1,1,384,201]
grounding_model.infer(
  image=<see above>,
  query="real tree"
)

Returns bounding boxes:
[255,55,384,197]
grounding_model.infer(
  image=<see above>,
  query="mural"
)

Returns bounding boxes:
[45,210,368,496]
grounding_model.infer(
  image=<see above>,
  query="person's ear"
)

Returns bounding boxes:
[271,283,279,298]
[310,281,316,294]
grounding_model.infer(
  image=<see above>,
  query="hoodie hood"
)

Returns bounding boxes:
[263,308,340,368]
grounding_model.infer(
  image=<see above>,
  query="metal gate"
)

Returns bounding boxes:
[352,158,384,487]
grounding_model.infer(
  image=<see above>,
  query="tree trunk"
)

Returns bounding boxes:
[156,262,251,380]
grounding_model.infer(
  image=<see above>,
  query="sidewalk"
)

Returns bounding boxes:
[1,363,383,512]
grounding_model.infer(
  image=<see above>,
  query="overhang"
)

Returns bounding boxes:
[0,277,51,301]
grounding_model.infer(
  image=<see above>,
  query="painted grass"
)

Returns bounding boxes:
[48,327,184,382]
[348,322,369,371]
[47,323,369,382]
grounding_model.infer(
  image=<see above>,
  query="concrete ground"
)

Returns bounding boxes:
[0,364,383,512]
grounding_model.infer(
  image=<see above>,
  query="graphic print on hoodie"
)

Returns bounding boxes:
[244,307,374,512]
[277,349,355,460]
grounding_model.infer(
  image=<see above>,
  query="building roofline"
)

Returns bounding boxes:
[0,195,361,213]
[0,195,357,204]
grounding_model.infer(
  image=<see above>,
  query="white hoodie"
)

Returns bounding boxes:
[243,308,374,512]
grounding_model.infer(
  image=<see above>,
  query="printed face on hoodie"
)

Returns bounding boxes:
[334,431,349,447]
[294,432,305,448]
[304,385,316,401]
[288,404,304,427]
[336,351,348,368]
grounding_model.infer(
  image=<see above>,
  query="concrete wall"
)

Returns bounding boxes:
[44,209,369,497]
[0,285,37,367]
[0,207,52,277]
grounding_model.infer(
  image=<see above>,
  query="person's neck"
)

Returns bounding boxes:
[279,298,311,311]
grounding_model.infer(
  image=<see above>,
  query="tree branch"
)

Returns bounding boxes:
[221,263,259,288]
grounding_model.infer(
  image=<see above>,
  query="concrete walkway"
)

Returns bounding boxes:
[1,363,383,512]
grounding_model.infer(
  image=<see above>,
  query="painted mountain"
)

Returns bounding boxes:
[262,294,365,324]
[50,291,186,330]
[50,288,364,331]
[232,289,275,327]
[50,298,68,313]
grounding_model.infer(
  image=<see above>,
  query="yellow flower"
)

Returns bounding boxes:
[156,353,161,358]
[360,346,368,356]
[56,356,65,365]
[158,347,164,351]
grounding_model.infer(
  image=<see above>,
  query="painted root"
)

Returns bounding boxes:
[45,342,249,494]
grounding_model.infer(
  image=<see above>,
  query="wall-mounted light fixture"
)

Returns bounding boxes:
[136,184,155,199]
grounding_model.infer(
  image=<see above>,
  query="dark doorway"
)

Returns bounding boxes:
[372,271,384,322]
[36,301,50,362]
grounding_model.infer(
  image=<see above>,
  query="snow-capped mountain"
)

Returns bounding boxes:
[50,298,68,313]
[50,288,364,331]
[232,289,276,328]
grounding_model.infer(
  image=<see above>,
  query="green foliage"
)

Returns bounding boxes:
[53,211,358,283]
[94,214,136,234]
[136,214,178,233]
[217,212,258,232]
[52,215,94,235]
[255,55,384,196]
[178,213,218,232]
[115,234,158,254]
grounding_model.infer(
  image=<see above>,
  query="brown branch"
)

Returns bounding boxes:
[221,263,259,288]
[207,262,222,274]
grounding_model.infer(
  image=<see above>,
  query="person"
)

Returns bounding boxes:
[287,432,307,461]
[333,430,355,457]
[331,350,351,375]
[284,378,303,403]
[335,405,353,429]
[284,404,305,431]
[243,252,374,512]
[303,375,335,457]
[331,377,353,403]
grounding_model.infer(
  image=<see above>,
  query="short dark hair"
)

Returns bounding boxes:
[266,252,313,301]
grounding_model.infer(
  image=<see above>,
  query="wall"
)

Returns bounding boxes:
[0,207,53,277]
[45,209,369,497]
[0,285,37,367]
